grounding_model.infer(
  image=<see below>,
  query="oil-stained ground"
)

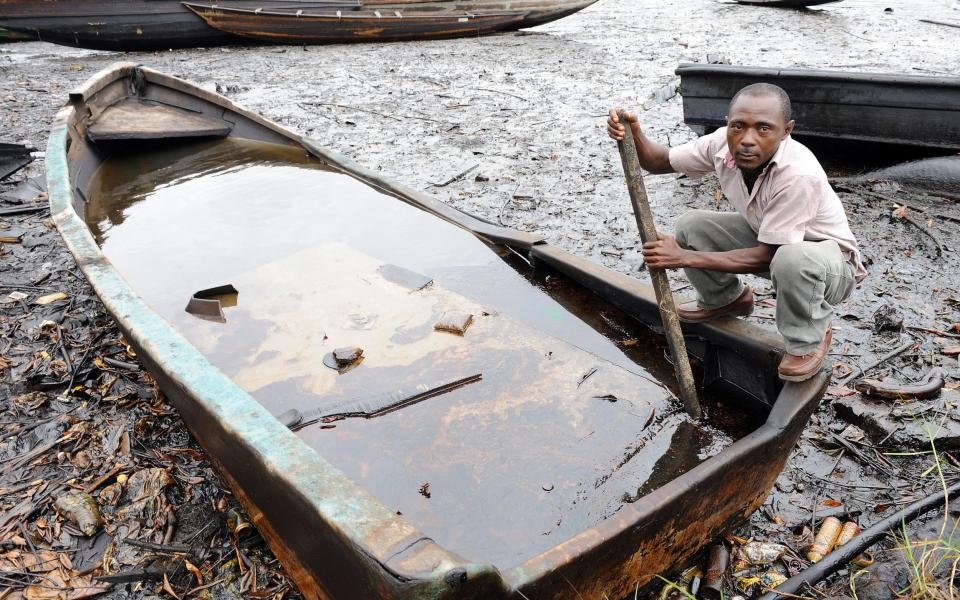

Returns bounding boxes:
[2,0,960,597]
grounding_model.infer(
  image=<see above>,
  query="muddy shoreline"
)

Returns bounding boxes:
[2,0,960,597]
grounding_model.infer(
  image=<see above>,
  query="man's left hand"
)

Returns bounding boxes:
[642,235,689,270]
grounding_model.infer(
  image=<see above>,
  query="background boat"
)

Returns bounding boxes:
[0,0,596,50]
[183,3,527,43]
[676,63,960,151]
[0,0,360,50]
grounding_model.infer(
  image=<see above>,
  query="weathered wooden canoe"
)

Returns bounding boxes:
[184,0,596,44]
[183,3,525,43]
[48,63,827,599]
[676,63,960,150]
[0,0,359,50]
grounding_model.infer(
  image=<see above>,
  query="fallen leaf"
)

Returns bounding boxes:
[820,498,843,508]
[826,385,856,398]
[892,205,909,219]
[35,292,68,305]
[162,572,181,600]
[185,559,203,585]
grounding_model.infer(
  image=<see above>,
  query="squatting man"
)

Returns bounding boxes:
[607,83,866,381]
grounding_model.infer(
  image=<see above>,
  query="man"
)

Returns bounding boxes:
[607,83,866,382]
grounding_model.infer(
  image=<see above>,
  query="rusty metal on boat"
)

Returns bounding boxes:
[676,63,960,150]
[47,63,828,599]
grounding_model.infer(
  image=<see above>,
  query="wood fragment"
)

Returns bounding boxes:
[919,18,960,29]
[0,205,47,217]
[428,163,478,188]
[123,538,193,554]
[84,465,122,494]
[837,340,916,387]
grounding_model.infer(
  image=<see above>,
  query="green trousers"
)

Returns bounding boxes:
[674,210,856,355]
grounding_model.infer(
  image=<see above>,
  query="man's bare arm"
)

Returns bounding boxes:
[642,235,776,273]
[606,109,675,174]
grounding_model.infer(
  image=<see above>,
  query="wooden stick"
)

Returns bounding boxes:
[615,113,702,419]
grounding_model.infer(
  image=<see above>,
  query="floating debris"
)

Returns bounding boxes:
[378,264,433,291]
[184,284,238,323]
[323,346,364,372]
[434,311,474,335]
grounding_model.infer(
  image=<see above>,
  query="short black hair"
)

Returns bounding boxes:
[728,83,792,124]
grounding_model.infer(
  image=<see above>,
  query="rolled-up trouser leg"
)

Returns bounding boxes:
[770,240,856,355]
[674,210,760,309]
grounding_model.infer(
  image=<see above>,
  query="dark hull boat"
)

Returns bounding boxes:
[0,25,33,42]
[47,63,827,599]
[183,0,599,44]
[0,0,359,50]
[183,3,526,43]
[676,63,960,151]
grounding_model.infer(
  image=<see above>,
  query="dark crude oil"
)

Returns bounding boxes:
[84,137,760,571]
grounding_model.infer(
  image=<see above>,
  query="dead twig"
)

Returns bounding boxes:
[427,163,478,188]
[473,87,529,102]
[893,205,944,257]
[920,18,960,29]
[84,465,122,494]
[837,339,916,387]
[123,538,193,555]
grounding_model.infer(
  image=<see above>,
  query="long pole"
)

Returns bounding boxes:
[615,113,702,419]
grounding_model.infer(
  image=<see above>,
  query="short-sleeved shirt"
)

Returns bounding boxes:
[669,127,867,282]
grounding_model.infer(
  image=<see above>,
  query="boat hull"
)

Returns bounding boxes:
[0,0,357,50]
[184,4,526,43]
[47,63,827,599]
[184,0,597,44]
[676,63,960,150]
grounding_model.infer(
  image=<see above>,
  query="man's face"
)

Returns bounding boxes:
[725,93,795,173]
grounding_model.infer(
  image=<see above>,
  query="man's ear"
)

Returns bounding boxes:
[783,119,796,137]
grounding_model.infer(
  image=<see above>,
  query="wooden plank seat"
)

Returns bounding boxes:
[87,99,232,142]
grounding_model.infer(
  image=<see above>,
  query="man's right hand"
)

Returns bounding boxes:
[607,109,641,142]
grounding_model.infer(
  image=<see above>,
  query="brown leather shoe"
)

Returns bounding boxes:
[676,286,754,323]
[778,327,833,382]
